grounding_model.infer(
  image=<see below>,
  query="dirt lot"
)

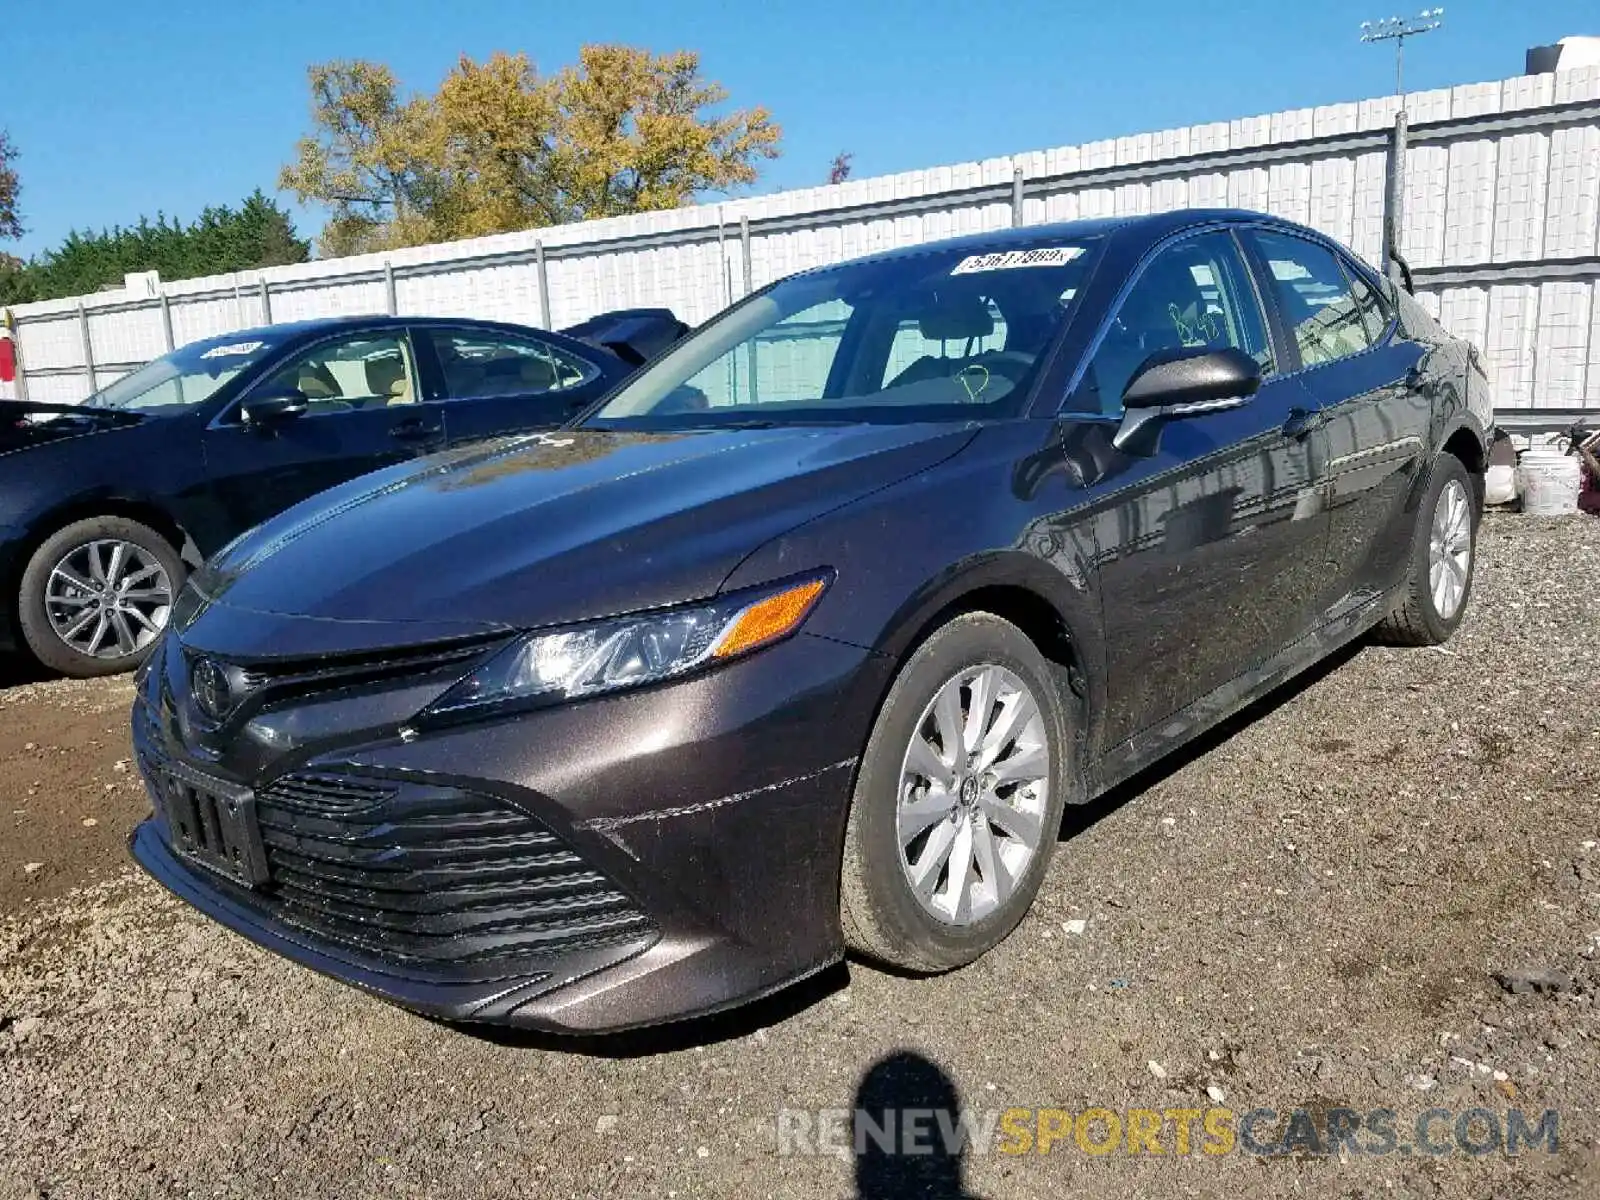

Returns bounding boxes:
[2,514,1598,1199]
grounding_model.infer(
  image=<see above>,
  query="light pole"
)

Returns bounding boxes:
[1360,10,1444,288]
[1360,9,1445,99]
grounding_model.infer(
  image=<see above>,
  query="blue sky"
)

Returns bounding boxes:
[3,0,1596,257]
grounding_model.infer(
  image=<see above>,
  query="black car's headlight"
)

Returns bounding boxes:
[420,573,830,721]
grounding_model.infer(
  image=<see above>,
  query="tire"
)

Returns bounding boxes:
[840,612,1071,973]
[17,516,185,678]
[1373,453,1480,647]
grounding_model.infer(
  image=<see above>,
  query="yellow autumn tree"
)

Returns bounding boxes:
[278,47,781,257]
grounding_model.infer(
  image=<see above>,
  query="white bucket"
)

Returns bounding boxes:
[1517,450,1583,516]
[1484,463,1516,506]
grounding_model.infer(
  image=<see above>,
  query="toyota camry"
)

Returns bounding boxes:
[130,209,1493,1033]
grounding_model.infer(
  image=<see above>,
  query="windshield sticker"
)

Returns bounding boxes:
[200,341,266,359]
[951,247,1084,275]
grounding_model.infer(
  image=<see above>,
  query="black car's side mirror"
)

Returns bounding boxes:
[1112,347,1263,456]
[241,389,310,427]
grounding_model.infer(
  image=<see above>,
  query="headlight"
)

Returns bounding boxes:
[421,573,830,721]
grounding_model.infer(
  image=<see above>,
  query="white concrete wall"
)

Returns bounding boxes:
[5,64,1600,412]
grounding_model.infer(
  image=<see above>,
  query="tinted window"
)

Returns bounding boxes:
[1249,231,1377,368]
[587,239,1100,427]
[428,330,598,400]
[257,334,417,415]
[1344,265,1391,345]
[1073,230,1270,415]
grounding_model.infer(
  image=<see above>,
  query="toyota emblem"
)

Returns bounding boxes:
[191,658,232,722]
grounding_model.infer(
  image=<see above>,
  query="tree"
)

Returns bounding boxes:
[278,46,781,256]
[827,152,853,186]
[0,130,21,242]
[0,192,310,306]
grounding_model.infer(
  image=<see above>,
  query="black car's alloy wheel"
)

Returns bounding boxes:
[840,612,1070,973]
[18,516,184,677]
[1374,453,1480,646]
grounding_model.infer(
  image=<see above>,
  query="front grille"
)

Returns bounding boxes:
[252,776,655,971]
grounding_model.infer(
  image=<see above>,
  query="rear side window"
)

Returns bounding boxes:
[427,330,599,400]
[1248,231,1380,368]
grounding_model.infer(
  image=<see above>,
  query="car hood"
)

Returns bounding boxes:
[0,402,146,455]
[189,423,976,651]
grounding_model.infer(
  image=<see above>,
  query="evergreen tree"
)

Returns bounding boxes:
[0,191,310,305]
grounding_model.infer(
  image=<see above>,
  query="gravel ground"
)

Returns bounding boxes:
[2,513,1598,1199]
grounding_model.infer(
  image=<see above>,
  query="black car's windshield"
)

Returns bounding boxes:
[87,333,286,413]
[586,238,1102,429]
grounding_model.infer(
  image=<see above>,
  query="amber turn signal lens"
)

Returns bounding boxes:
[712,579,828,659]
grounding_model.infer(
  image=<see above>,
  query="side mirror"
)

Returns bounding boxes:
[1113,347,1262,455]
[241,389,309,426]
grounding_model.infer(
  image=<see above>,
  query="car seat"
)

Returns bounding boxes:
[365,354,413,406]
[885,292,996,391]
[1088,252,1220,412]
[294,360,342,401]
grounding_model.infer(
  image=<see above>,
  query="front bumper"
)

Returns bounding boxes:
[130,630,885,1033]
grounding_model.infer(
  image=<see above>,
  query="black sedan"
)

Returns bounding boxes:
[0,311,680,677]
[130,209,1492,1033]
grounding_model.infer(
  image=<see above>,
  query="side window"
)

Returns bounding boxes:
[427,330,600,400]
[256,334,416,414]
[1075,231,1270,415]
[1248,231,1376,368]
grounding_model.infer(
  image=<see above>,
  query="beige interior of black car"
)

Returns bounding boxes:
[365,354,414,406]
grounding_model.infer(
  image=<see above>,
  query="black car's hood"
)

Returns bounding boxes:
[191,424,976,651]
[0,401,145,454]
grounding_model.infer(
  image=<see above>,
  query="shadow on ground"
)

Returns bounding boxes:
[851,1050,985,1199]
[0,652,48,689]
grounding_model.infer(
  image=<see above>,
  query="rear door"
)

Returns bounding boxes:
[1240,229,1430,616]
[1070,227,1329,748]
[200,329,446,535]
[418,326,611,446]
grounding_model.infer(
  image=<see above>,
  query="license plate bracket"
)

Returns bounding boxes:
[156,763,270,889]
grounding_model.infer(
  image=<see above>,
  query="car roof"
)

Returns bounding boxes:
[807,209,1318,271]
[199,313,560,344]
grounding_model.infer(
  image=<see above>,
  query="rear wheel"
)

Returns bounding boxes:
[17,516,183,677]
[840,613,1070,973]
[1374,453,1479,646]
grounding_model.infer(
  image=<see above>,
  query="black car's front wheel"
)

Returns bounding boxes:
[840,612,1070,973]
[17,516,184,678]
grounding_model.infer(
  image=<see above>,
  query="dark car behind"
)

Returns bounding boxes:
[0,310,680,678]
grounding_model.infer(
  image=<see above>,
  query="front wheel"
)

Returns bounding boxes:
[840,612,1071,973]
[1373,453,1480,646]
[17,516,184,678]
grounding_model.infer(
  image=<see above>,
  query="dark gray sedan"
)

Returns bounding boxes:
[130,209,1492,1032]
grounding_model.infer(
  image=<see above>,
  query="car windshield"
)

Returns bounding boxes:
[86,334,285,413]
[586,238,1102,428]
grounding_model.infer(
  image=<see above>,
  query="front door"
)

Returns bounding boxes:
[201,329,446,538]
[1066,228,1329,749]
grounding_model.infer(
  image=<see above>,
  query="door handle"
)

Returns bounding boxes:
[1281,407,1324,440]
[389,417,443,442]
